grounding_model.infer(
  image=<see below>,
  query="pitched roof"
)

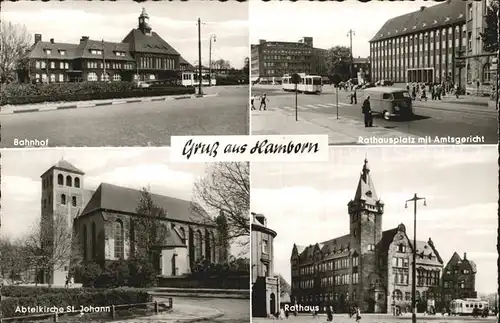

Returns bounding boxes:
[80,182,208,224]
[370,1,466,42]
[75,39,135,61]
[42,159,85,177]
[379,227,400,252]
[354,158,379,203]
[122,29,181,56]
[411,239,443,267]
[466,259,477,273]
[27,41,78,60]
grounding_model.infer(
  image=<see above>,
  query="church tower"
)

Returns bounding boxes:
[138,8,152,35]
[40,159,85,285]
[347,158,384,311]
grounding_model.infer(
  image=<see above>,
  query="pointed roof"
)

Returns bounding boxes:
[354,158,379,203]
[42,159,85,177]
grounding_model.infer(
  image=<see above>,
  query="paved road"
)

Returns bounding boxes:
[1,87,248,147]
[159,296,249,323]
[251,87,497,144]
[252,313,496,323]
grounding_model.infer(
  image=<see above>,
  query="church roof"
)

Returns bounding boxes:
[81,182,209,225]
[370,0,465,42]
[121,29,181,55]
[354,158,379,203]
[42,159,85,177]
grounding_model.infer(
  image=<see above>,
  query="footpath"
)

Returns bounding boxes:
[0,93,219,115]
[252,109,418,145]
[109,303,224,323]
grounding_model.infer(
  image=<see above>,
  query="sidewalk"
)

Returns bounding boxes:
[251,109,418,145]
[109,303,224,323]
[0,93,219,115]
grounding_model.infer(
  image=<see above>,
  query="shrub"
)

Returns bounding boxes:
[1,287,152,318]
[79,262,102,288]
[77,260,157,288]
[0,81,195,105]
[216,76,248,86]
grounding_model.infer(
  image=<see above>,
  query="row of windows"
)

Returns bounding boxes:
[262,49,312,55]
[87,72,122,82]
[263,55,310,61]
[443,281,468,289]
[296,291,357,304]
[138,56,176,70]
[393,290,435,301]
[394,271,409,285]
[417,270,440,287]
[43,193,79,209]
[35,61,70,70]
[42,174,81,188]
[299,256,359,275]
[392,257,409,268]
[85,61,134,70]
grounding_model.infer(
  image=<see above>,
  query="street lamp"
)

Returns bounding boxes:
[405,193,427,323]
[209,34,217,87]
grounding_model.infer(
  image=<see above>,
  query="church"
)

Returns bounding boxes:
[40,159,225,285]
[290,159,443,314]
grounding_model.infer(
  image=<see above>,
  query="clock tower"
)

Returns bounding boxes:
[347,158,384,311]
[138,8,152,35]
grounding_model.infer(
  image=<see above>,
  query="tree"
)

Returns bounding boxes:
[243,57,249,75]
[277,274,291,297]
[0,235,31,282]
[481,0,499,52]
[133,187,169,263]
[324,46,352,81]
[212,58,231,70]
[0,21,31,84]
[191,162,250,248]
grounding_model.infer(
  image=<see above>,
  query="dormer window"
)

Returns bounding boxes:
[115,51,126,57]
[90,49,103,55]
[59,50,66,56]
[45,49,52,55]
[366,190,372,197]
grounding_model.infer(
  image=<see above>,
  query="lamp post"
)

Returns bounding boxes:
[405,194,427,323]
[209,34,217,87]
[197,18,203,96]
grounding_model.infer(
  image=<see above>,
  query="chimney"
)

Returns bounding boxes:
[80,36,89,43]
[34,33,42,44]
[420,6,426,12]
[50,38,54,44]
[464,252,467,260]
[259,39,266,45]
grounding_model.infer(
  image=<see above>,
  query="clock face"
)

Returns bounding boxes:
[139,18,144,23]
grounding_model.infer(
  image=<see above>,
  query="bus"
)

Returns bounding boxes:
[282,73,322,94]
[181,72,216,87]
[450,299,489,316]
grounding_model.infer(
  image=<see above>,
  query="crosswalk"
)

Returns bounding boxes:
[274,102,353,112]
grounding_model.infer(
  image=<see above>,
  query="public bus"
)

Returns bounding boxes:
[181,72,216,87]
[450,299,489,316]
[282,73,322,94]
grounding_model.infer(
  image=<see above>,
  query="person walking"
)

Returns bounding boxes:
[250,94,256,110]
[421,86,427,101]
[362,95,373,127]
[355,307,361,323]
[411,85,417,100]
[259,93,269,111]
[350,87,357,104]
[455,84,460,98]
[64,275,69,289]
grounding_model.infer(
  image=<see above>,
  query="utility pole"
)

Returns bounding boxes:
[209,34,216,87]
[347,29,355,79]
[197,18,203,96]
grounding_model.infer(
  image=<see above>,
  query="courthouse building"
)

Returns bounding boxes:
[441,252,478,308]
[252,212,280,317]
[39,159,226,285]
[251,37,328,83]
[18,8,192,83]
[370,0,467,85]
[290,159,443,314]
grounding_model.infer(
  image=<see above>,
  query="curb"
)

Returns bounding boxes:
[0,93,219,115]
[173,310,224,323]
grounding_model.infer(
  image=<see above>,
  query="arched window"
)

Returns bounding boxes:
[83,225,88,260]
[72,196,77,207]
[205,229,211,262]
[114,220,124,260]
[483,63,491,82]
[66,175,72,187]
[211,232,216,262]
[194,230,202,261]
[61,194,66,205]
[393,289,403,301]
[57,174,64,185]
[74,177,80,188]
[91,222,97,259]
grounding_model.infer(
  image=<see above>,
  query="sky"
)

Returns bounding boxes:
[2,1,248,68]
[0,148,247,257]
[250,0,445,58]
[251,145,498,294]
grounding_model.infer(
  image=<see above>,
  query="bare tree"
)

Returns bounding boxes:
[0,235,31,282]
[0,21,31,84]
[191,162,250,248]
[132,187,169,264]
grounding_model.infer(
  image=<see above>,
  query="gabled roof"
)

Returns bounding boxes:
[27,41,78,60]
[122,29,181,56]
[370,1,466,42]
[75,39,135,61]
[42,159,85,177]
[410,239,443,266]
[379,227,400,252]
[80,182,208,224]
[466,259,477,273]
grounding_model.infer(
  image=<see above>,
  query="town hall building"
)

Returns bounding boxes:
[40,159,225,285]
[290,159,443,314]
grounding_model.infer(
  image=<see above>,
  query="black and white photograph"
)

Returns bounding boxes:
[250,0,499,145]
[251,146,497,322]
[0,1,249,147]
[0,149,250,322]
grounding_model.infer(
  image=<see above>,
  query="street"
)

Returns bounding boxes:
[252,313,496,323]
[0,86,248,147]
[157,296,249,323]
[251,85,497,144]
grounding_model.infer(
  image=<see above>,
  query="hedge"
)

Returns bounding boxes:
[158,275,249,289]
[77,260,157,288]
[1,287,152,318]
[0,81,195,106]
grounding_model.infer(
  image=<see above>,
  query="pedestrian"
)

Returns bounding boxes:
[421,87,427,101]
[455,84,460,98]
[250,94,255,110]
[411,86,416,100]
[406,83,410,92]
[70,275,74,287]
[362,95,373,127]
[355,307,361,322]
[279,307,285,320]
[259,93,269,111]
[326,305,333,322]
[350,87,357,104]
[64,275,69,289]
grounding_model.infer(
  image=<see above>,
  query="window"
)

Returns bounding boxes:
[36,61,41,69]
[393,289,403,301]
[58,74,64,82]
[57,174,63,185]
[43,199,47,209]
[397,244,406,253]
[262,239,269,254]
[45,49,51,55]
[114,220,124,259]
[483,64,491,82]
[50,61,55,69]
[59,61,64,69]
[59,50,66,56]
[65,62,69,69]
[87,72,98,82]
[66,175,72,186]
[367,244,375,251]
[263,263,269,277]
[100,73,110,81]
[61,194,66,205]
[112,74,121,81]
[74,177,80,188]
[50,74,55,82]
[468,3,473,20]
[72,196,77,207]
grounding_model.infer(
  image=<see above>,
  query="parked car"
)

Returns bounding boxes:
[135,81,151,88]
[363,87,413,120]
[376,79,394,86]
